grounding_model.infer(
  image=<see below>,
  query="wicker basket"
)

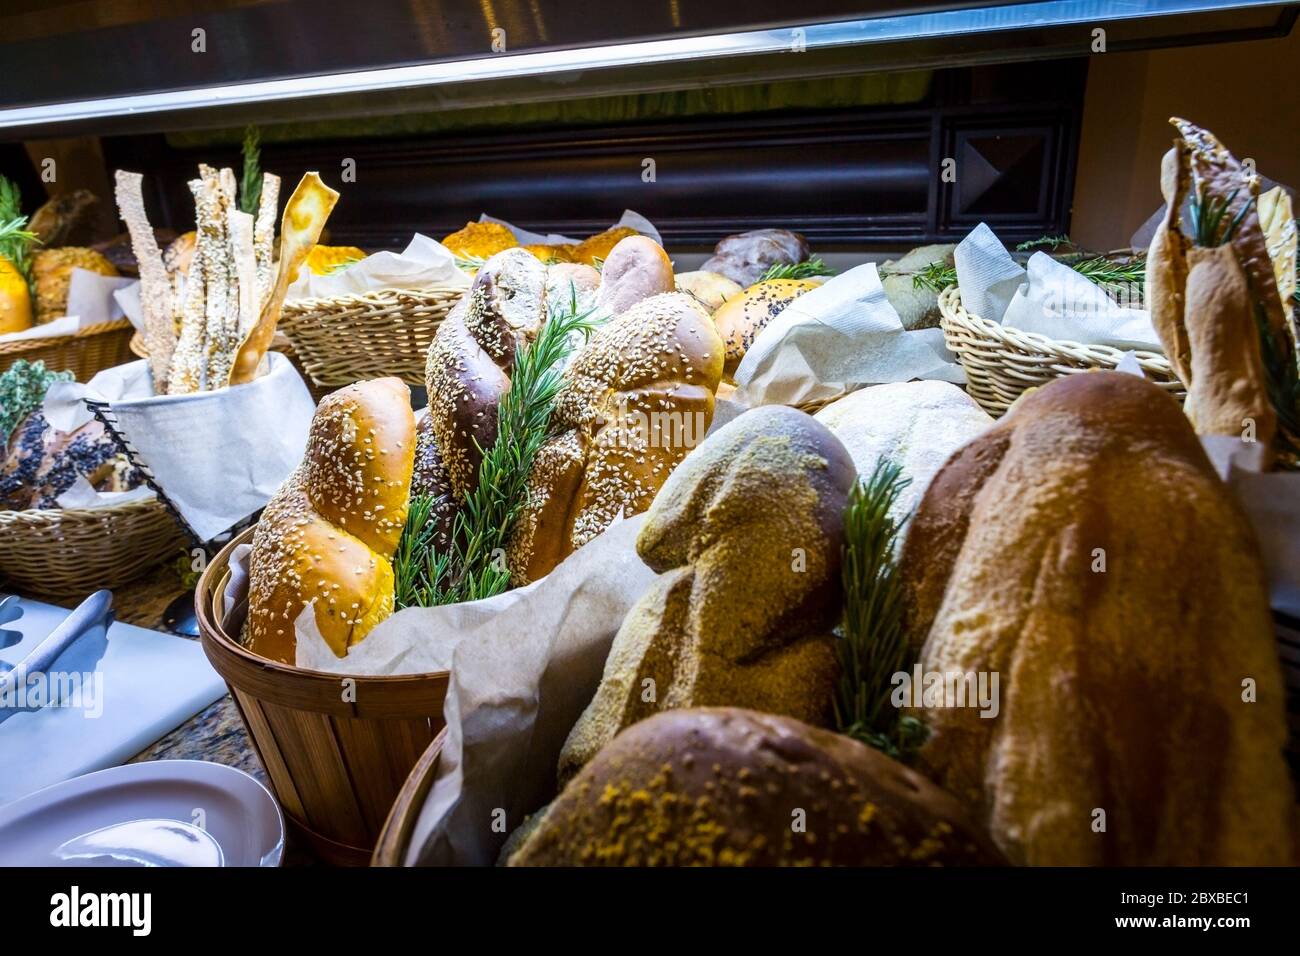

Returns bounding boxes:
[196,527,451,866]
[279,286,465,388]
[937,285,1186,418]
[0,319,134,382]
[0,494,186,599]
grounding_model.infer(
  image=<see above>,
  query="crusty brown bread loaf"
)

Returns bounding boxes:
[900,371,1294,865]
[513,707,1005,866]
[710,277,819,378]
[1146,119,1290,453]
[593,235,674,317]
[505,292,723,584]
[246,377,415,664]
[424,248,549,500]
[556,405,852,784]
[700,228,810,286]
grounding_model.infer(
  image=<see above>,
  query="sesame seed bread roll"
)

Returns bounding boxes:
[556,405,852,785]
[424,248,548,500]
[511,707,1005,866]
[900,371,1294,865]
[246,377,415,664]
[505,292,723,585]
[710,278,819,379]
[594,235,674,317]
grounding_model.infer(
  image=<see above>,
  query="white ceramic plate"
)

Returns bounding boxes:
[0,760,283,867]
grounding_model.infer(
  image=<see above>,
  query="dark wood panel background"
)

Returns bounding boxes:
[90,59,1086,250]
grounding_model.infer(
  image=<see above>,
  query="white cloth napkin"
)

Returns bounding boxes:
[41,352,314,541]
[732,262,962,408]
[954,223,1161,350]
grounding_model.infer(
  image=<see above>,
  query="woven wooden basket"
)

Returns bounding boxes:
[0,319,134,382]
[0,494,185,599]
[196,527,451,866]
[279,286,465,388]
[372,728,446,866]
[937,285,1186,418]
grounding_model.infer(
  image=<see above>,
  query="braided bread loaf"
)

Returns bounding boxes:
[246,377,415,664]
[506,292,724,584]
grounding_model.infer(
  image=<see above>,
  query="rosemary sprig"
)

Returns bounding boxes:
[759,256,834,282]
[1188,185,1252,248]
[0,176,37,286]
[455,254,487,273]
[834,458,926,761]
[393,291,599,607]
[238,126,262,216]
[1015,234,1073,252]
[911,261,957,294]
[326,256,363,275]
[911,253,1146,294]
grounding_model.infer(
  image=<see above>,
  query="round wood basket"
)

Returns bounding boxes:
[0,494,185,599]
[371,728,446,866]
[195,527,451,866]
[937,285,1186,417]
[0,318,134,382]
[279,286,465,389]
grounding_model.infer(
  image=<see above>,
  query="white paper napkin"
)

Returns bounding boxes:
[41,352,314,541]
[481,209,664,248]
[732,262,962,408]
[0,270,134,344]
[954,223,1161,350]
[285,233,471,301]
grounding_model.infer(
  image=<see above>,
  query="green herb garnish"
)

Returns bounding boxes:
[0,175,38,288]
[1188,185,1253,249]
[394,291,599,607]
[834,458,927,761]
[326,256,363,275]
[1015,234,1073,252]
[759,256,834,282]
[238,126,262,216]
[0,359,73,444]
[454,254,487,273]
[912,250,1146,295]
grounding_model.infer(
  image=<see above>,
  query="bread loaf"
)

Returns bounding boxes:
[900,371,1294,865]
[593,235,673,317]
[424,248,549,500]
[0,413,140,511]
[1146,119,1291,454]
[505,292,723,584]
[814,381,992,528]
[246,377,415,664]
[700,228,809,286]
[556,405,852,784]
[513,707,1005,866]
[674,270,742,312]
[440,221,516,260]
[570,226,638,266]
[711,278,819,378]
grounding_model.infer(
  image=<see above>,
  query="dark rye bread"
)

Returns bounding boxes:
[900,371,1295,865]
[511,707,1005,866]
[556,405,852,784]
